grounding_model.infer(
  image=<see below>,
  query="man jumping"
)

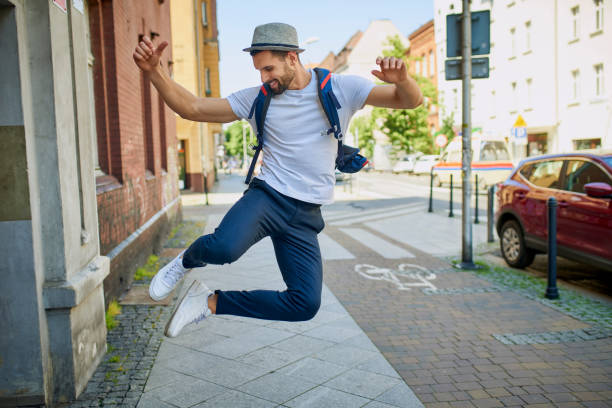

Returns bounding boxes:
[133,22,422,338]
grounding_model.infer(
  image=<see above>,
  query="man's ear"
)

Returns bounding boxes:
[287,51,299,66]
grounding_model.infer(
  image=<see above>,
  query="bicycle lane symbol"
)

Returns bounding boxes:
[355,263,437,291]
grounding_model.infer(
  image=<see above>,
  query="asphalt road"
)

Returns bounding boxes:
[348,171,612,303]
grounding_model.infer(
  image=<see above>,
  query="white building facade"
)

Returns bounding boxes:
[434,0,611,161]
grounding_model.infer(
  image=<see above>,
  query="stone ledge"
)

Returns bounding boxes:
[43,255,110,309]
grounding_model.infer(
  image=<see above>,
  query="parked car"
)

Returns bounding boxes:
[495,150,612,271]
[392,152,423,174]
[412,155,440,175]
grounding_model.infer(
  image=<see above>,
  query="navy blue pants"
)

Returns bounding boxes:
[182,178,325,321]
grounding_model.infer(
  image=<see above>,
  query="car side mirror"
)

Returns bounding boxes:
[584,182,612,198]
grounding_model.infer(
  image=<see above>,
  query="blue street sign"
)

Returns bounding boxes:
[446,10,491,58]
[445,57,489,80]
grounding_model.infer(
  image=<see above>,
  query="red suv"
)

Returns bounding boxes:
[495,151,612,270]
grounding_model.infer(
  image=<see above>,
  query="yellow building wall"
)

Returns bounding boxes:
[170,0,221,191]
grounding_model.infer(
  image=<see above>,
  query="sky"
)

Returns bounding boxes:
[216,0,434,96]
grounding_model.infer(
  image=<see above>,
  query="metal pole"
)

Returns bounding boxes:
[203,172,209,206]
[460,0,475,268]
[545,197,559,299]
[428,167,434,213]
[449,174,454,218]
[487,186,495,243]
[474,174,479,224]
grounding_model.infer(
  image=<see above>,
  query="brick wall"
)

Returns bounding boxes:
[89,0,180,301]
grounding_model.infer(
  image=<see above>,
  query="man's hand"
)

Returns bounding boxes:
[133,35,168,72]
[371,56,408,84]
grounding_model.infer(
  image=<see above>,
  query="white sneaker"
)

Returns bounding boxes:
[165,280,212,338]
[149,251,191,301]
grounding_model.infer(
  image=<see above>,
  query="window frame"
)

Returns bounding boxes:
[571,5,580,40]
[524,20,532,52]
[563,158,612,194]
[594,0,604,32]
[571,69,580,101]
[521,159,566,190]
[201,1,208,27]
[594,63,604,97]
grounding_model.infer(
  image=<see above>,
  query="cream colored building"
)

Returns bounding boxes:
[171,0,222,192]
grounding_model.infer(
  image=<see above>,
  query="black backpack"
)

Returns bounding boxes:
[244,67,368,184]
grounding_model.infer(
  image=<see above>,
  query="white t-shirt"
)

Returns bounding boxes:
[227,71,375,205]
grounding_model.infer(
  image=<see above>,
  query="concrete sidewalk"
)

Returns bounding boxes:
[137,175,425,407]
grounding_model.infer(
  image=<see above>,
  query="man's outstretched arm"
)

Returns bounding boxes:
[133,36,238,123]
[365,56,423,109]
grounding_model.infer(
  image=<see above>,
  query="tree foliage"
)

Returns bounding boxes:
[223,120,255,159]
[349,115,375,158]
[370,35,439,157]
[439,112,456,141]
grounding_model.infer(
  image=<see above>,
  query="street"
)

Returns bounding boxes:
[340,171,612,302]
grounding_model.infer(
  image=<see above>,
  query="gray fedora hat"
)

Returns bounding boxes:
[243,22,305,53]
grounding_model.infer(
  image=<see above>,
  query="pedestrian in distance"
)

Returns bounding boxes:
[133,22,423,338]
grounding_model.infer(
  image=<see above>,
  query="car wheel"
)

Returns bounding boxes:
[500,219,535,268]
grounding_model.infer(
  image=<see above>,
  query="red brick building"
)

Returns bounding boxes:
[407,19,439,132]
[89,1,181,300]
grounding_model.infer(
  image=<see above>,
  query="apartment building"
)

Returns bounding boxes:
[434,0,611,161]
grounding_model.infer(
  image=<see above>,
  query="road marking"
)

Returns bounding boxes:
[355,263,437,290]
[339,228,414,259]
[319,233,355,260]
[324,202,422,223]
[331,206,426,226]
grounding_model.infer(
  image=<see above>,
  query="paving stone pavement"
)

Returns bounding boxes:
[70,174,611,407]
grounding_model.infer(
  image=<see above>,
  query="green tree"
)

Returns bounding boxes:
[438,112,456,142]
[223,120,255,160]
[349,115,375,158]
[374,35,438,157]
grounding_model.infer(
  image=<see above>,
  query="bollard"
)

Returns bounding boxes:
[474,174,480,224]
[203,173,210,206]
[487,185,495,242]
[428,167,434,213]
[545,197,559,299]
[449,174,454,218]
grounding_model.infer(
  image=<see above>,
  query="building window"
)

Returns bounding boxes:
[141,72,155,174]
[158,94,167,170]
[526,78,533,108]
[594,63,604,97]
[511,82,517,111]
[594,0,604,32]
[201,1,208,27]
[510,27,516,58]
[428,50,434,77]
[205,68,212,96]
[571,6,580,40]
[524,21,531,52]
[571,69,580,101]
[417,59,422,75]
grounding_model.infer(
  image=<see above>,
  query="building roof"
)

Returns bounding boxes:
[408,19,434,41]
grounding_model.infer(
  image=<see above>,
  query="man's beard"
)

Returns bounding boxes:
[267,67,295,95]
